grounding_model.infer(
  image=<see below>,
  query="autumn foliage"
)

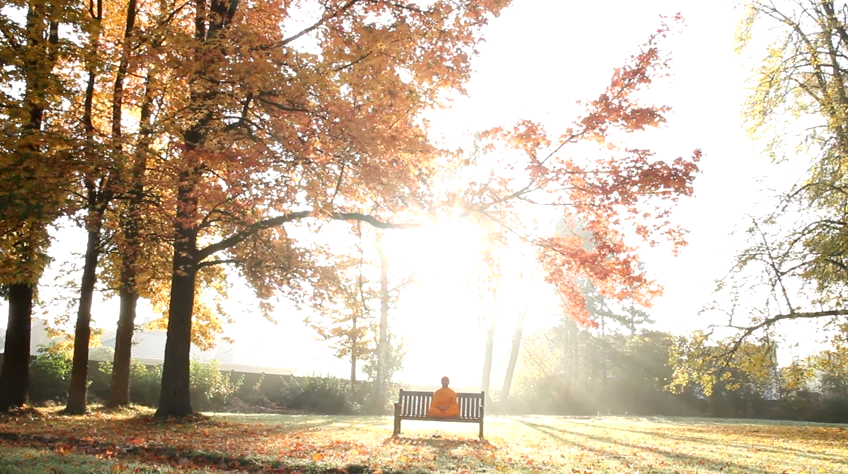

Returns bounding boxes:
[465,15,700,326]
[0,0,699,417]
[0,410,846,473]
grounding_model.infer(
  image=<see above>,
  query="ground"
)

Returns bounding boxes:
[0,407,846,473]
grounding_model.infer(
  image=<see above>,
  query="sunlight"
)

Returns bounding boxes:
[381,219,493,388]
[386,220,489,282]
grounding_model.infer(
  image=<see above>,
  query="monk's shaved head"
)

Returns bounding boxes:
[441,376,450,387]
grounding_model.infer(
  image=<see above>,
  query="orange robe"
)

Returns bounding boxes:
[428,387,460,417]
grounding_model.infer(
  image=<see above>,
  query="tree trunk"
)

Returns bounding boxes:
[107,63,151,409]
[155,0,208,413]
[600,313,607,389]
[350,348,357,390]
[156,191,198,417]
[65,0,104,412]
[571,323,580,392]
[65,212,103,414]
[155,0,237,417]
[108,287,137,407]
[375,236,389,414]
[0,0,58,414]
[563,318,577,394]
[350,312,358,390]
[481,285,498,402]
[500,306,527,406]
[0,284,34,411]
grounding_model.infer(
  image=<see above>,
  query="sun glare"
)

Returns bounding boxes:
[380,220,495,388]
[386,220,489,283]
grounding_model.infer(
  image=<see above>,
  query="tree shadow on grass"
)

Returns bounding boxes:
[589,421,848,465]
[510,417,777,474]
[211,413,394,429]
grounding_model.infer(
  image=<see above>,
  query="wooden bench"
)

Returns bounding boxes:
[392,389,485,439]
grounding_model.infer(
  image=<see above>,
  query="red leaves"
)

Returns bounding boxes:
[481,120,550,158]
[466,14,697,326]
[576,44,669,141]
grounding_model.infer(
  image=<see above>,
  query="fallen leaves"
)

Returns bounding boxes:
[1,409,847,473]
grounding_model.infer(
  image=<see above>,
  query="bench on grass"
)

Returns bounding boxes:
[392,389,485,439]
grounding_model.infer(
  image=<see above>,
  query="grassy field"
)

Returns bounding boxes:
[0,407,846,473]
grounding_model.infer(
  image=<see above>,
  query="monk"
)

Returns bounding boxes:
[427,376,461,417]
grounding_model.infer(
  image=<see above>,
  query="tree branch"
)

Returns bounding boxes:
[280,0,362,47]
[196,210,420,261]
[725,309,848,339]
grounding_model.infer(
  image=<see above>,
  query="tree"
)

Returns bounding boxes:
[583,278,653,336]
[786,323,848,399]
[308,253,375,389]
[450,15,699,333]
[668,331,778,401]
[103,0,174,408]
[479,248,501,403]
[510,320,605,414]
[307,225,413,398]
[500,304,527,405]
[66,0,179,413]
[0,0,78,412]
[374,232,391,413]
[451,15,700,398]
[371,230,413,413]
[710,0,848,356]
[0,4,699,418]
[145,0,512,416]
[363,329,407,412]
[64,0,112,415]
[812,325,848,398]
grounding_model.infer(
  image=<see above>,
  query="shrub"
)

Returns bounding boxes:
[87,361,112,402]
[189,359,241,411]
[818,396,848,423]
[236,373,271,406]
[28,345,72,404]
[280,375,352,414]
[130,361,162,407]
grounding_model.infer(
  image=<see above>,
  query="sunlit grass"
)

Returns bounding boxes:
[1,408,847,473]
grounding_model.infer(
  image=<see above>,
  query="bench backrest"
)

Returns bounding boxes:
[397,389,484,418]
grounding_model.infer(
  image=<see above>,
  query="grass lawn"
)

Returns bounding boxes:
[1,407,846,473]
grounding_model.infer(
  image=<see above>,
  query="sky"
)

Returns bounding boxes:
[396,0,793,386]
[0,1,814,388]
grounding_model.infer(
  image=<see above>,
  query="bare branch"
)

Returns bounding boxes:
[197,210,421,262]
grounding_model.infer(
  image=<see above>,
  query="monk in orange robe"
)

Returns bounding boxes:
[428,376,461,417]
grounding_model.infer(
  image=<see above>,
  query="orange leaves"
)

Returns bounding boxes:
[5,411,848,473]
[537,231,659,327]
[572,17,682,142]
[464,15,698,326]
[481,120,550,158]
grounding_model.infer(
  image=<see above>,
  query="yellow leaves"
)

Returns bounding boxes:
[3,412,848,473]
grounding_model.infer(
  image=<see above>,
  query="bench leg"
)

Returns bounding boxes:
[479,421,484,439]
[393,417,401,437]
